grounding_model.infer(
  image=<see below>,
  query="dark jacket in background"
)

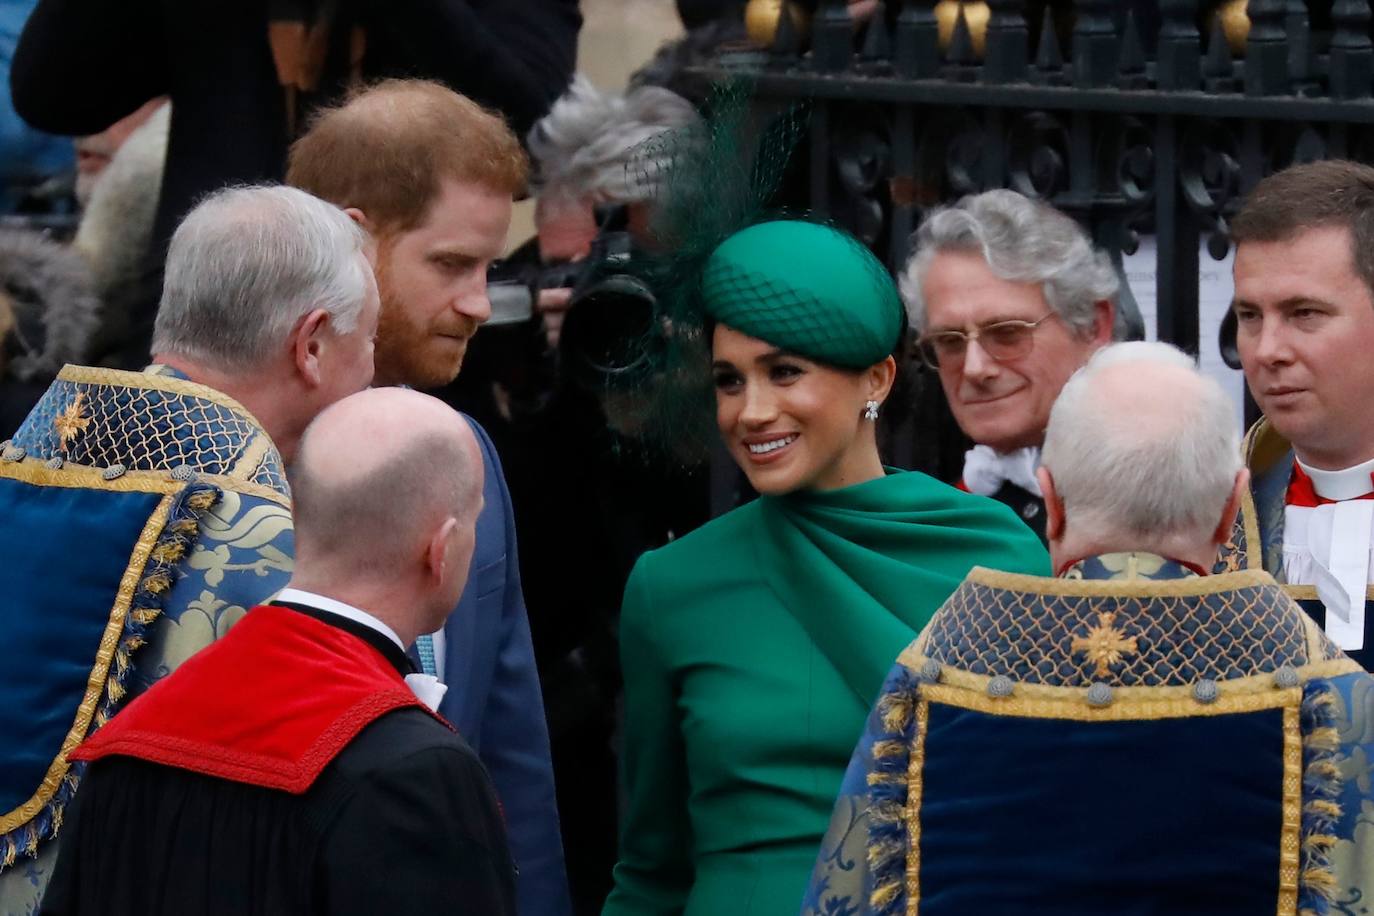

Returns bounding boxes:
[9,0,580,366]
[436,415,573,915]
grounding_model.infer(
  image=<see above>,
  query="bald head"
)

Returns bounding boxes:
[289,388,483,579]
[1041,342,1242,549]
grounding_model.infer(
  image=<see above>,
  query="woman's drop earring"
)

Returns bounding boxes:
[864,400,879,421]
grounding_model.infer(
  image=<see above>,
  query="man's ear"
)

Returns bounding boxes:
[1090,299,1115,346]
[1213,468,1250,546]
[291,308,331,388]
[1038,466,1065,542]
[343,207,372,232]
[425,517,459,582]
[343,208,380,264]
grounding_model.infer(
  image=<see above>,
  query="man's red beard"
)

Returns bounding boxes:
[372,255,480,389]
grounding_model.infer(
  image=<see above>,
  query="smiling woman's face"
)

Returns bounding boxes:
[922,249,1103,454]
[711,324,886,495]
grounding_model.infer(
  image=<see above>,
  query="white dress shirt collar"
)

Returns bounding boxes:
[274,588,448,711]
[274,587,405,653]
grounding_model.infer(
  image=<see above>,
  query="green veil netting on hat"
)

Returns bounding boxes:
[613,84,905,463]
[700,220,905,370]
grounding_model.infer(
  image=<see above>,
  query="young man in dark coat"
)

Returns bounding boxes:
[40,387,515,915]
[287,80,570,915]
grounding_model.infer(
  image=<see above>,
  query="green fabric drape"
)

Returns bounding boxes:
[756,470,1050,706]
[604,470,1049,916]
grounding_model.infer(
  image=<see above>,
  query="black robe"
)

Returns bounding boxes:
[39,608,516,916]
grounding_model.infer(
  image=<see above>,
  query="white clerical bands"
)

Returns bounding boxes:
[1285,501,1372,651]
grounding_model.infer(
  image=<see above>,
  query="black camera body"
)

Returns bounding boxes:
[557,226,660,390]
[488,205,660,392]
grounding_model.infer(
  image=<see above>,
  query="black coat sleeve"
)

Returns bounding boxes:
[358,0,580,138]
[316,745,518,916]
[12,0,577,142]
[10,0,168,135]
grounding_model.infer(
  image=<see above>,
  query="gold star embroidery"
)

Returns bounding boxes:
[53,392,90,452]
[1071,611,1139,678]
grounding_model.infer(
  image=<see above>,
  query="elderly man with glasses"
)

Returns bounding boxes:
[900,189,1122,541]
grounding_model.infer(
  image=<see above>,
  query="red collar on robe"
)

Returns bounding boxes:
[72,604,444,793]
[1286,463,1374,508]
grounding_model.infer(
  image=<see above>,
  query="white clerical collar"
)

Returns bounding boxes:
[275,587,405,653]
[1296,455,1374,501]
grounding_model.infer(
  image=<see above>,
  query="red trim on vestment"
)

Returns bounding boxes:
[1285,463,1374,508]
[955,478,970,493]
[72,605,445,794]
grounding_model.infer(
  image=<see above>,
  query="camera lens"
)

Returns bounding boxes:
[559,274,660,389]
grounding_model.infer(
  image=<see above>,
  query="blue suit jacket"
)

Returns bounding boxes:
[440,417,570,916]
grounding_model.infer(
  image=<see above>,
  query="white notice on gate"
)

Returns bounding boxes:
[1121,236,1246,431]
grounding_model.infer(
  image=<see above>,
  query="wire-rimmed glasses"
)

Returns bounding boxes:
[917,313,1057,369]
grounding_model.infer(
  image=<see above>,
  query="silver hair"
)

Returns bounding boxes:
[900,189,1120,336]
[526,74,701,204]
[1042,341,1241,543]
[151,185,370,372]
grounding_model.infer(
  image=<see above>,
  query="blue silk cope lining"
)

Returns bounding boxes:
[0,476,164,815]
[918,701,1285,916]
[802,560,1360,916]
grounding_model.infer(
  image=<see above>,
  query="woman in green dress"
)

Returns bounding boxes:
[601,220,1050,916]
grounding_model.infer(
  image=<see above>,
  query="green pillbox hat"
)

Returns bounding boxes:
[699,220,905,369]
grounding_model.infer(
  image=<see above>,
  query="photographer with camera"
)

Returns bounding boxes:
[435,76,704,914]
[523,75,698,352]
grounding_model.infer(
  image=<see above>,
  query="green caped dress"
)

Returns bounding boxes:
[602,470,1050,916]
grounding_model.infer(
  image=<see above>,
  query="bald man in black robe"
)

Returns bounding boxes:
[40,388,515,916]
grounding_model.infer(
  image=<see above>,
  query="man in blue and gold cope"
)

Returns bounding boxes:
[1224,159,1374,671]
[0,185,380,912]
[805,342,1374,916]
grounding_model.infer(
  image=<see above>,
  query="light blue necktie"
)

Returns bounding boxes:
[414,633,437,677]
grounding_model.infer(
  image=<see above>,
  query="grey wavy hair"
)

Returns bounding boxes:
[0,228,100,381]
[152,185,369,373]
[526,74,701,204]
[1043,341,1241,543]
[900,189,1120,336]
